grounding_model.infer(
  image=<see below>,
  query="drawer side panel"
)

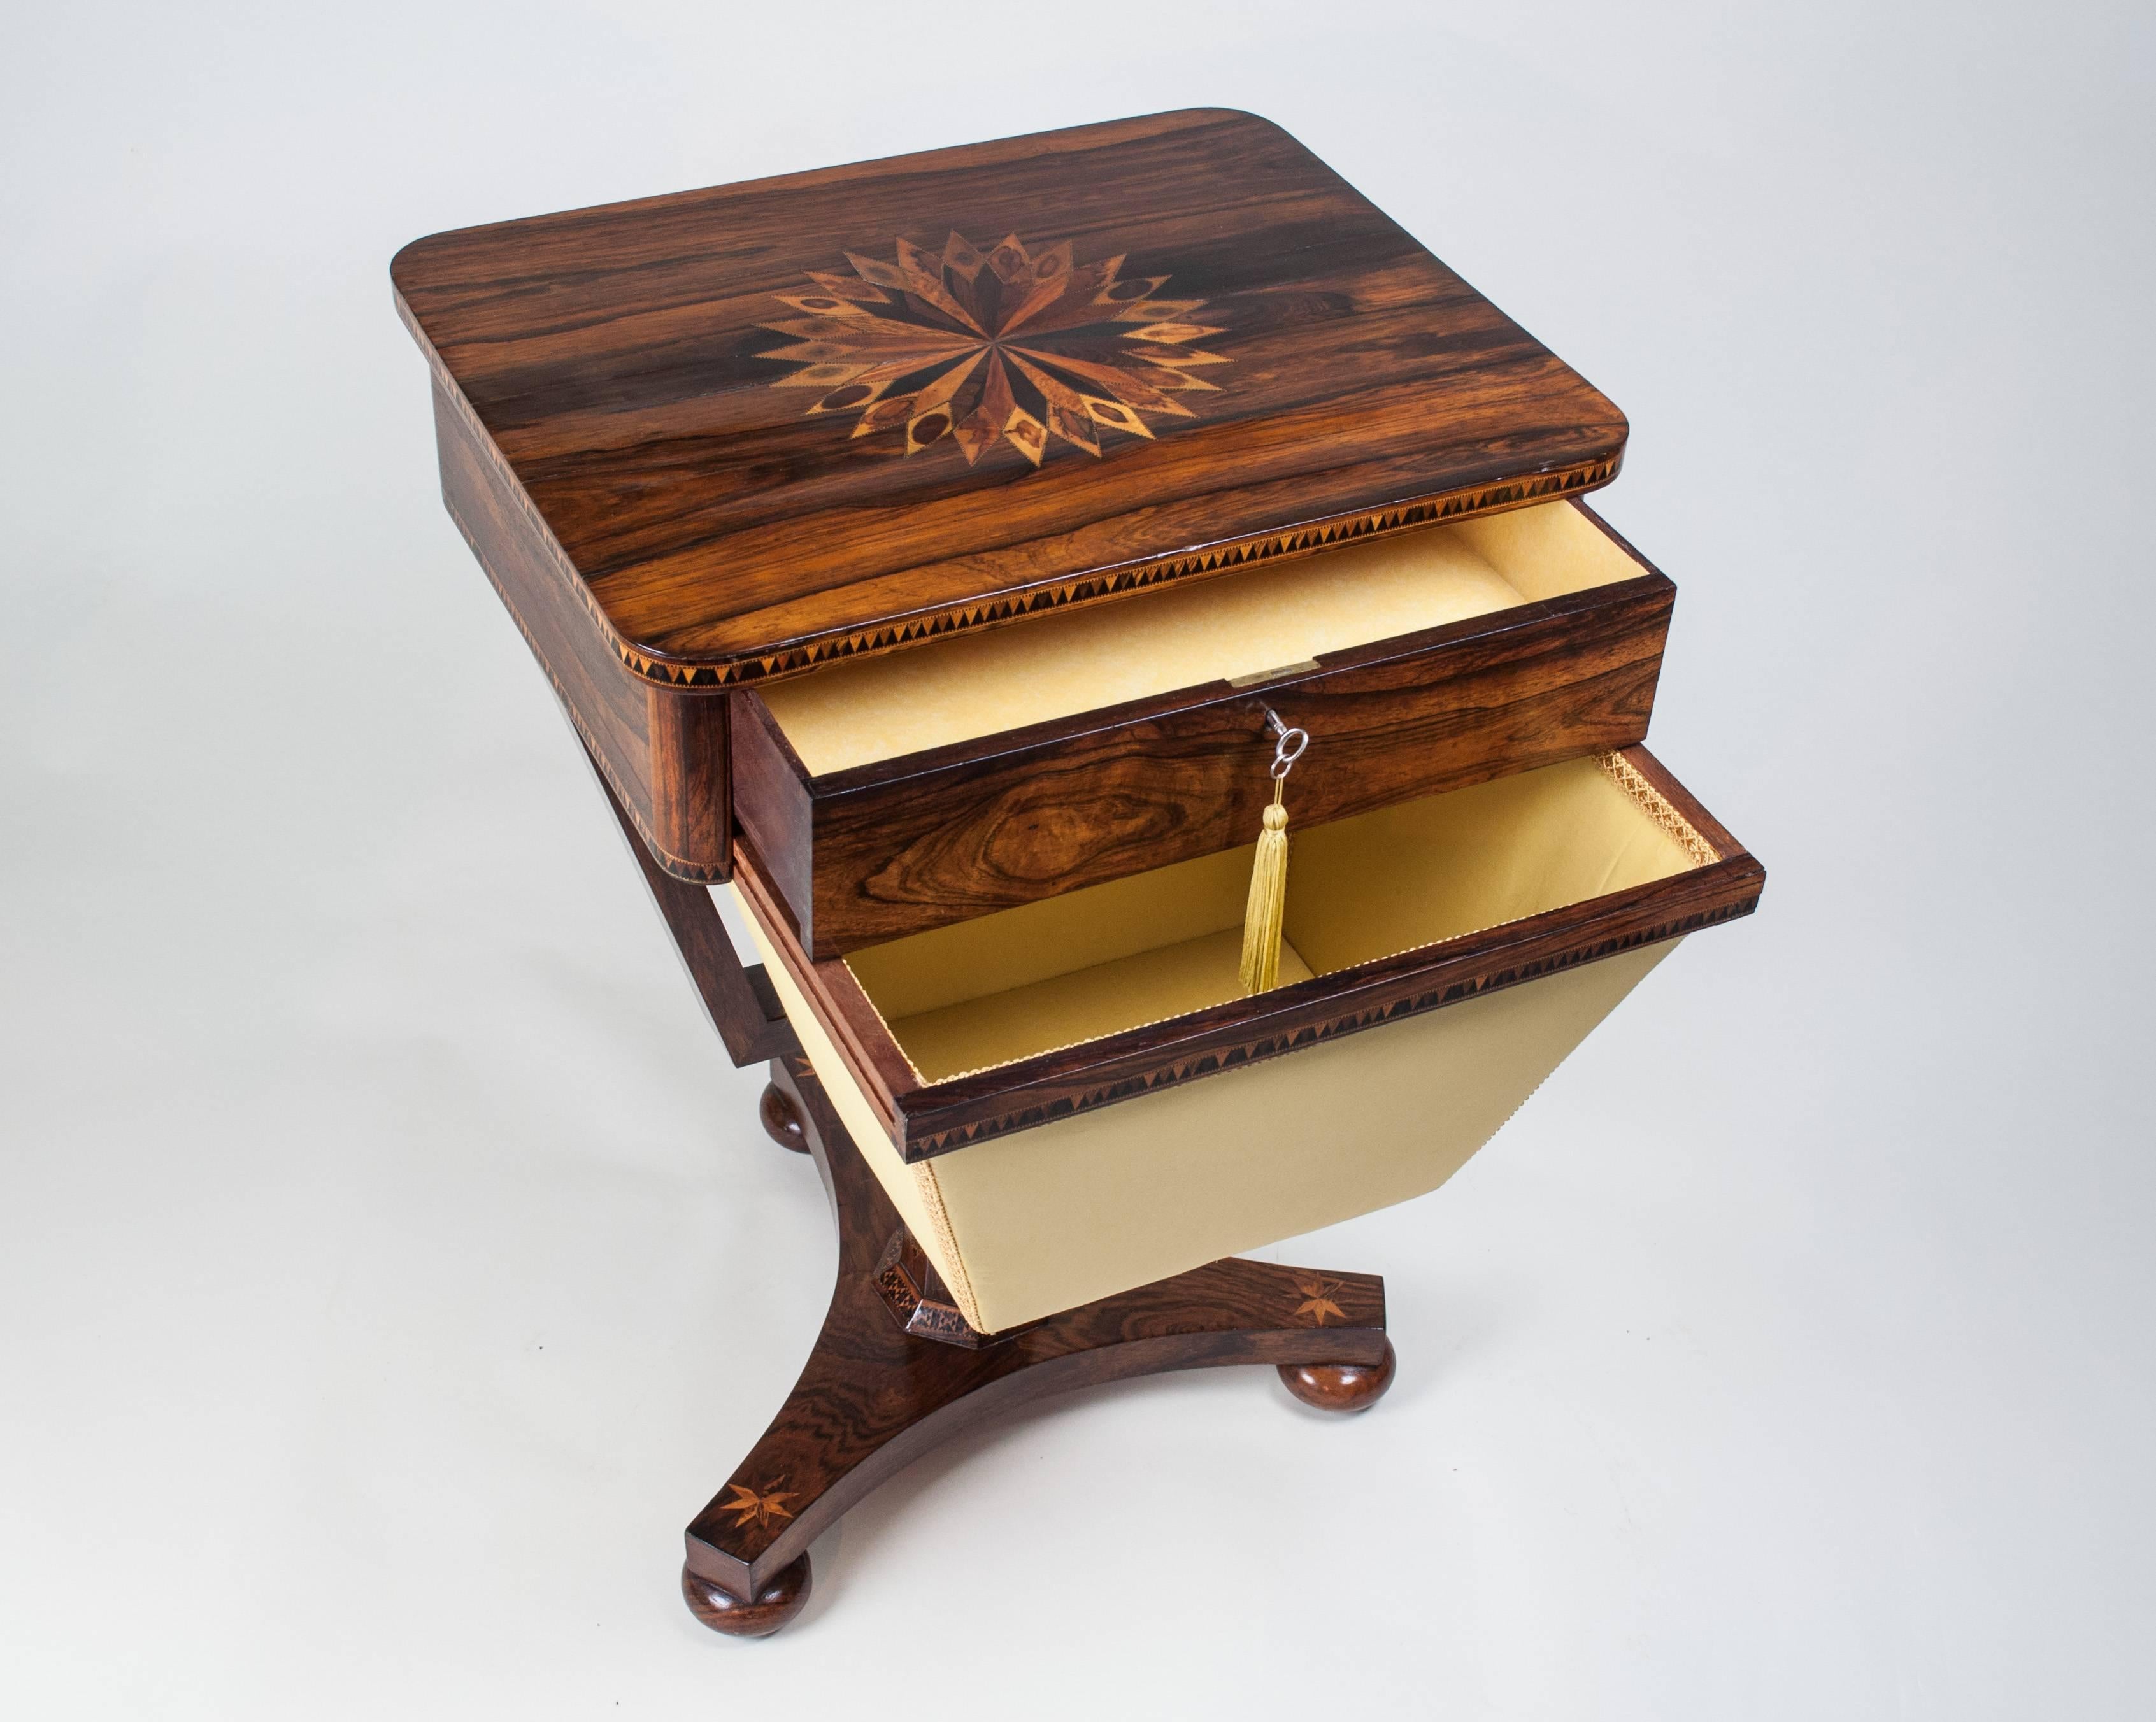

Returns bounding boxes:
[731,692,818,939]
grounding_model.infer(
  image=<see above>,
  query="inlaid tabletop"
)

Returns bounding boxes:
[392,108,1624,687]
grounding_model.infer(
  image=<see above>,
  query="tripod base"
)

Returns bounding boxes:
[683,1056,1394,1636]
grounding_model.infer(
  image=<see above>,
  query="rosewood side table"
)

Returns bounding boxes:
[393,108,1762,1640]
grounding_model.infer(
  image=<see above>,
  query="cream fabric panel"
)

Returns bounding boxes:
[734,873,1676,1334]
[846,843,1253,1021]
[729,890,987,1328]
[850,753,1698,1079]
[890,929,1317,1084]
[927,940,1676,1331]
[760,522,1537,775]
[1450,496,1640,603]
[760,500,1639,776]
[1285,756,1700,974]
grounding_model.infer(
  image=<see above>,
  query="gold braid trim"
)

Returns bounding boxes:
[1596,751,1720,866]
[909,1160,987,1333]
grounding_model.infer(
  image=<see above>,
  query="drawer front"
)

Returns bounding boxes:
[734,509,1675,958]
[729,745,1763,1162]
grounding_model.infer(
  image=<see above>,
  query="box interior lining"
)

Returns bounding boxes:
[759,501,1641,776]
[845,752,1714,1083]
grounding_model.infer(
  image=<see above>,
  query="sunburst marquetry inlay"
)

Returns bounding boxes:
[759,231,1231,464]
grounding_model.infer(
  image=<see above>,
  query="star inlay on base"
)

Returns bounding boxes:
[759,231,1231,464]
[678,1051,1392,1637]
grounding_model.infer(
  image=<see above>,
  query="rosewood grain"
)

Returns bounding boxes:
[438,385,734,880]
[757,1081,809,1153]
[1279,1342,1398,1412]
[581,736,790,1067]
[728,692,818,941]
[728,744,1766,1160]
[646,678,731,874]
[682,1057,1393,1630]
[395,108,1767,1640]
[736,504,1675,956]
[682,1556,811,1639]
[393,109,1625,692]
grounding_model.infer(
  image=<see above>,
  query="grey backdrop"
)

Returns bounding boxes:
[5,3,2152,1716]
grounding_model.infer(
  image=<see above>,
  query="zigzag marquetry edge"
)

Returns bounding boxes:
[1599,751,1720,867]
[403,310,1618,692]
[901,893,1757,1158]
[671,460,1624,689]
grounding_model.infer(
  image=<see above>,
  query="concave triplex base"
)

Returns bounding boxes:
[682,1055,1395,1637]
[570,745,1392,1639]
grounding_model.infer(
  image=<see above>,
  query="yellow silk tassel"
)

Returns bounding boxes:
[1239,779,1290,995]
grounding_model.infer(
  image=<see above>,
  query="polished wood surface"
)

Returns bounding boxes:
[682,1056,1393,1631]
[730,744,1766,1160]
[1279,1340,1398,1412]
[437,383,736,880]
[396,111,1762,1640]
[757,1079,809,1153]
[394,108,1625,692]
[737,503,1674,956]
[681,1555,811,1640]
[582,738,790,1067]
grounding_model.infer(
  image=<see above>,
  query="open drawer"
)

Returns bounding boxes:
[733,499,1676,958]
[727,744,1763,1333]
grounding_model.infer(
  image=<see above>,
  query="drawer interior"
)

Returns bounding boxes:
[759,499,1648,775]
[845,750,1715,1083]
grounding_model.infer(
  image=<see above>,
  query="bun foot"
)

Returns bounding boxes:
[757,1083,808,1154]
[682,1554,812,1638]
[1278,1337,1396,1412]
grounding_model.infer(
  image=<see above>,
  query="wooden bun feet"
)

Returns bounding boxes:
[682,1554,812,1638]
[1278,1337,1397,1412]
[684,1058,1394,1638]
[757,1081,808,1153]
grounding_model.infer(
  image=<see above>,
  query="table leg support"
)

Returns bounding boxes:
[681,1058,1394,1637]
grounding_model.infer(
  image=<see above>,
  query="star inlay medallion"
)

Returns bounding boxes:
[1293,1275,1347,1327]
[720,1478,797,1530]
[757,231,1231,464]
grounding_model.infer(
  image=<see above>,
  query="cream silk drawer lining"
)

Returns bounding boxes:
[758,499,1641,775]
[848,752,1705,1083]
[738,899,1677,1335]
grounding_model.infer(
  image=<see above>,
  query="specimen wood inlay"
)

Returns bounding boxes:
[392,108,1627,688]
[763,230,1230,464]
[1294,1276,1349,1326]
[718,1480,798,1530]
